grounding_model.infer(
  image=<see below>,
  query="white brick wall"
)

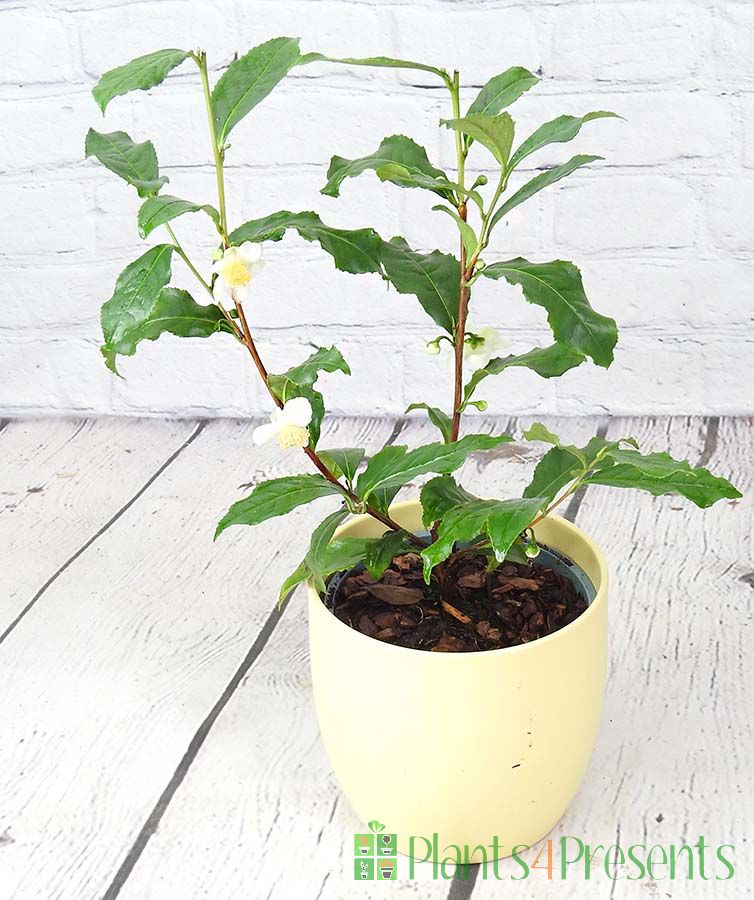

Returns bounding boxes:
[0,0,752,418]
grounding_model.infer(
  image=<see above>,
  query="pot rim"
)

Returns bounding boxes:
[307,499,608,660]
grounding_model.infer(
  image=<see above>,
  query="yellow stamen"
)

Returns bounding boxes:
[221,258,251,287]
[277,424,309,450]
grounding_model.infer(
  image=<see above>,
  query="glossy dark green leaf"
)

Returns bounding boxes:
[278,536,377,607]
[482,258,617,368]
[462,343,585,407]
[100,244,174,373]
[509,111,620,169]
[490,155,602,228]
[405,403,453,443]
[318,448,365,486]
[229,211,383,275]
[92,48,191,113]
[364,530,414,580]
[322,134,453,200]
[442,112,515,166]
[137,195,220,238]
[487,497,548,561]
[522,446,583,506]
[215,475,343,539]
[380,237,460,334]
[85,129,167,197]
[356,433,511,501]
[585,450,742,508]
[212,37,301,143]
[306,509,349,593]
[467,67,539,117]
[420,475,477,527]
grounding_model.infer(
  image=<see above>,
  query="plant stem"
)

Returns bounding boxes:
[197,51,229,244]
[449,69,469,442]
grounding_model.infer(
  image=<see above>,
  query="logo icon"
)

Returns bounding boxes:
[353,821,398,880]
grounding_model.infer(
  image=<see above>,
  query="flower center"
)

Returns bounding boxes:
[277,424,310,450]
[221,258,251,287]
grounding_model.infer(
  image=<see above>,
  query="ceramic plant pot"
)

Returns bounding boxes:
[308,500,608,860]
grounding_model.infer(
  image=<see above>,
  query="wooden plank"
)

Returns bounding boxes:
[0,418,198,638]
[0,416,395,900]
[474,417,752,898]
[113,417,604,900]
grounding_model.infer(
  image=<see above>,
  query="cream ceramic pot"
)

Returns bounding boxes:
[308,500,608,860]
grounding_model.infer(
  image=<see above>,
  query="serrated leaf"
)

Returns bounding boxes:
[137,195,219,238]
[490,155,602,228]
[298,52,447,80]
[279,535,377,605]
[420,475,478,527]
[442,112,515,166]
[482,258,617,368]
[585,450,742,508]
[92,48,191,113]
[322,134,453,200]
[487,497,548,561]
[306,509,349,593]
[509,110,620,169]
[405,403,453,443]
[267,346,350,449]
[364,530,414,580]
[212,37,300,143]
[229,210,383,275]
[100,244,174,373]
[432,205,478,258]
[356,433,511,501]
[85,129,168,197]
[318,448,365,486]
[467,67,539,118]
[523,446,583,506]
[215,474,343,538]
[380,237,460,334]
[462,343,585,407]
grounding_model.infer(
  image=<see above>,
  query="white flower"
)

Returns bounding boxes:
[463,326,510,369]
[211,242,264,306]
[253,397,313,450]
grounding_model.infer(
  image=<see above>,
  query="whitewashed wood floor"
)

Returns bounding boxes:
[0,415,752,900]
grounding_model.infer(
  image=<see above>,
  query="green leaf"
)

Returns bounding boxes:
[356,433,511,501]
[322,134,454,201]
[229,211,383,275]
[278,560,310,608]
[462,343,585,407]
[85,129,167,197]
[298,52,448,81]
[212,37,301,143]
[420,475,478,528]
[490,155,602,228]
[364,530,414,580]
[267,346,351,449]
[306,509,349,593]
[318,448,365,487]
[467,67,539,118]
[322,537,375,573]
[215,475,343,538]
[585,450,742,508]
[432,205,478,258]
[509,111,620,169]
[522,422,563,446]
[137,195,220,238]
[482,258,617,368]
[380,237,460,334]
[442,112,515,166]
[100,244,174,373]
[487,497,548,561]
[405,403,453,444]
[92,48,191,113]
[523,446,583,506]
[105,287,232,362]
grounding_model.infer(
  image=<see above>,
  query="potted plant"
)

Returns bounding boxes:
[86,38,740,859]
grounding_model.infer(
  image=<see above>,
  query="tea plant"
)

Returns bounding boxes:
[87,38,741,607]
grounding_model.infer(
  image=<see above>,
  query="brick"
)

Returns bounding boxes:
[550,3,700,83]
[0,183,93,256]
[713,4,754,88]
[0,10,75,84]
[0,94,94,172]
[706,177,754,253]
[554,175,697,253]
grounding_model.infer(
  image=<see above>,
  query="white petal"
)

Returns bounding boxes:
[233,283,250,304]
[282,396,313,427]
[238,242,263,263]
[252,422,279,446]
[212,279,232,306]
[248,259,265,277]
